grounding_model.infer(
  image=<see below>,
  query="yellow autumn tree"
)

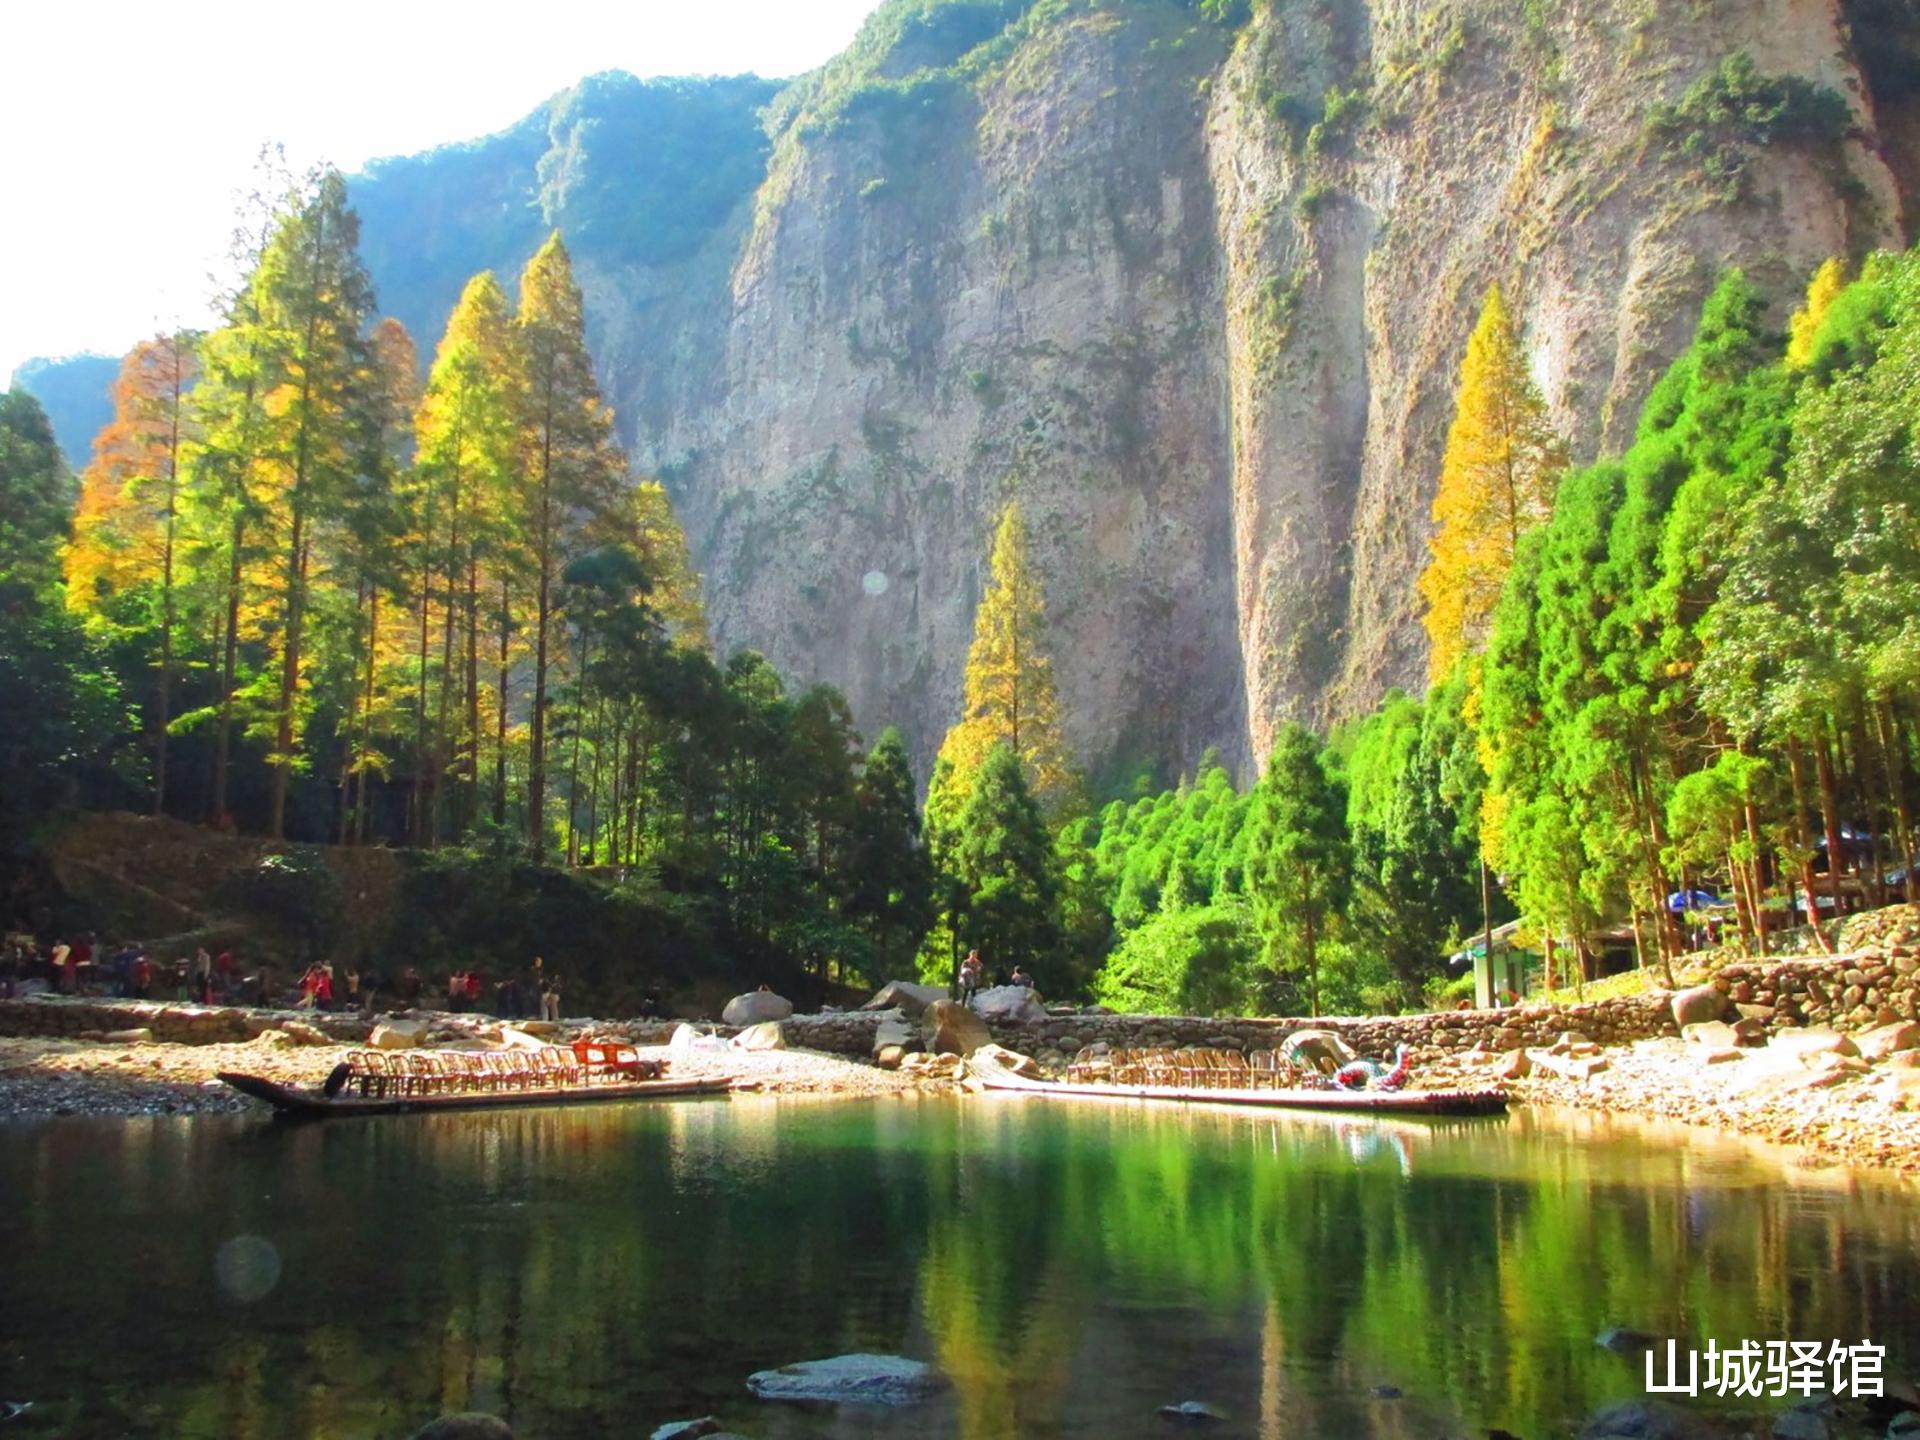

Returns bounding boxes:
[932,501,1077,815]
[1417,282,1567,683]
[1785,256,1848,368]
[624,479,708,648]
[64,333,198,812]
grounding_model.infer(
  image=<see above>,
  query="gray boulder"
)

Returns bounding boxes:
[650,1419,722,1440]
[746,1353,948,1406]
[1671,984,1727,1028]
[923,999,992,1056]
[970,985,1047,1022]
[873,1014,917,1069]
[861,980,948,1017]
[722,990,793,1026]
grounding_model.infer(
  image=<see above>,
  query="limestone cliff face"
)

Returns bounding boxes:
[14,4,1914,785]
[595,0,1910,785]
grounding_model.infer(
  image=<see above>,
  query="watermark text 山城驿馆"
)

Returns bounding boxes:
[1645,1339,1883,1399]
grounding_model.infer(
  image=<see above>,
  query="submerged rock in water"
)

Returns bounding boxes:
[746,1353,947,1405]
[650,1419,723,1440]
[1159,1400,1225,1420]
[410,1414,514,1440]
[1595,1326,1660,1354]
[1578,1398,1719,1440]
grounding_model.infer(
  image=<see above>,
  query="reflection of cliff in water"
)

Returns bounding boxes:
[1,1099,1916,1438]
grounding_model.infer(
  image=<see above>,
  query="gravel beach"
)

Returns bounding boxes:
[0,1030,913,1120]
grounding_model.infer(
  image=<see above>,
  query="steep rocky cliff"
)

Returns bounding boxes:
[24,0,1918,789]
[619,0,1911,784]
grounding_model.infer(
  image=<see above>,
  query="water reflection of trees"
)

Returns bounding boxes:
[2,1101,1915,1438]
[912,1102,1920,1440]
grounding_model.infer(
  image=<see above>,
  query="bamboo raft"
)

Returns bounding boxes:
[218,1038,730,1118]
[974,1044,1508,1117]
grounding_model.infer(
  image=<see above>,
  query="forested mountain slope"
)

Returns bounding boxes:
[22,0,1919,787]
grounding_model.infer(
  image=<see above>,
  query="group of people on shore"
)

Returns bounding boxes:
[0,933,231,1003]
[2,928,562,1022]
[443,959,562,1021]
[957,950,1035,1003]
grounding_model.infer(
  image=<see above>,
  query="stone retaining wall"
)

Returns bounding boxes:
[0,997,373,1045]
[7,947,1914,1068]
[1712,950,1919,1030]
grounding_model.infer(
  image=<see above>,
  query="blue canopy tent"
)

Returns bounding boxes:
[1665,889,1722,913]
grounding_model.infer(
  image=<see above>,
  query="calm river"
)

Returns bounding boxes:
[1,1097,1915,1438]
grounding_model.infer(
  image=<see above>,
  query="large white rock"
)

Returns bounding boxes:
[731,1021,787,1051]
[970,1042,1043,1078]
[722,990,794,1026]
[969,985,1047,1023]
[746,1353,948,1406]
[861,980,948,1017]
[368,1018,429,1050]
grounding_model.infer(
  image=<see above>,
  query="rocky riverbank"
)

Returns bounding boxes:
[0,1023,913,1121]
[1421,1027,1920,1177]
[3,985,1917,1179]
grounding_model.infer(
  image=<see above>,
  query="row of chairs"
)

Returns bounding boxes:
[342,1045,664,1099]
[1065,1046,1315,1091]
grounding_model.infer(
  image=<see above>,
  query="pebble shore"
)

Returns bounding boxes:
[2,1001,1915,1179]
[0,1029,912,1121]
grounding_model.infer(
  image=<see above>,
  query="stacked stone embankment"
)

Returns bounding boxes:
[0,998,373,1046]
[5,944,1914,1076]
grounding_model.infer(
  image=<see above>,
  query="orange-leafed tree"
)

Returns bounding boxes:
[65,333,199,813]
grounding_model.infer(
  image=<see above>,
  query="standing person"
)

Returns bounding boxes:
[959,950,984,1004]
[132,950,154,1000]
[50,940,73,994]
[541,974,562,1022]
[215,949,235,998]
[71,934,94,993]
[401,966,422,1009]
[192,947,214,1004]
[447,971,464,1013]
[464,970,482,1012]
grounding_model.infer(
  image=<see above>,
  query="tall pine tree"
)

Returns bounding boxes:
[933,501,1077,816]
[1239,725,1350,1016]
[1418,282,1567,682]
[847,727,936,975]
[952,742,1062,985]
[515,232,625,858]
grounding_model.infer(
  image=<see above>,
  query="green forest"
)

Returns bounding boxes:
[5,152,1920,1015]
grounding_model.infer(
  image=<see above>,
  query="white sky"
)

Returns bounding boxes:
[0,0,881,380]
